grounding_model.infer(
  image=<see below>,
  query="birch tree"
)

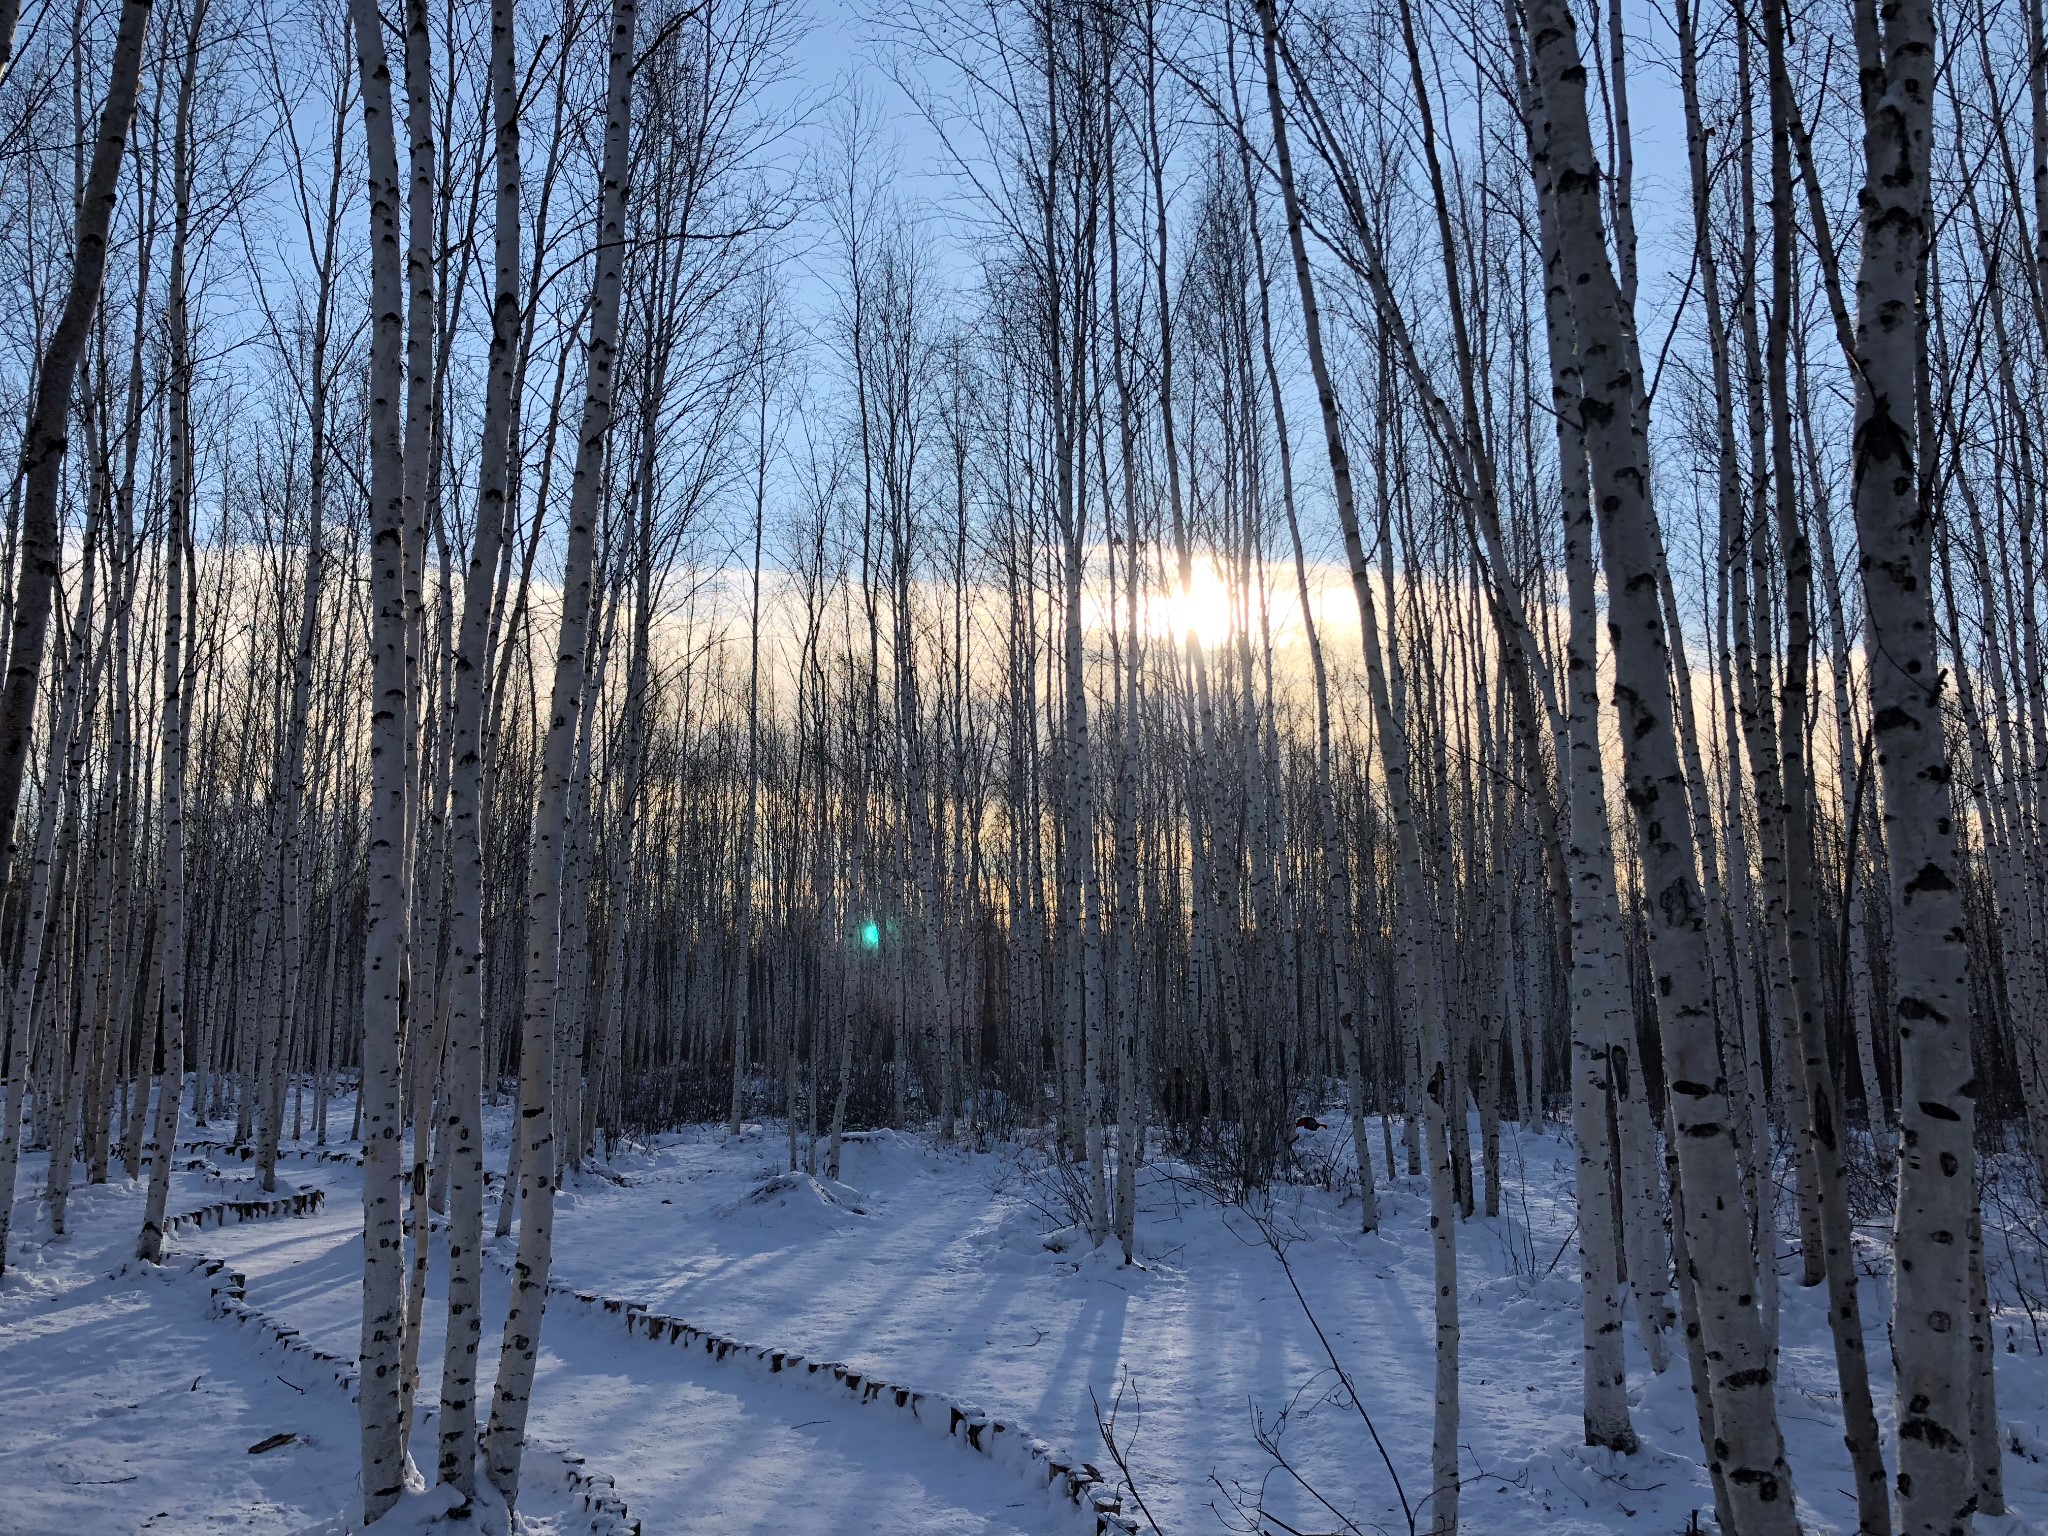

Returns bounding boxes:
[483,0,636,1500]
[344,0,414,1508]
[1850,0,1980,1521]
[1517,0,1799,1526]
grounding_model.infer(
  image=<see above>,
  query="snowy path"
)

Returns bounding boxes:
[194,1160,1063,1536]
[0,1174,365,1535]
[530,1123,2048,1536]
[5,1152,1067,1535]
[8,1117,2045,1536]
[528,1126,1672,1534]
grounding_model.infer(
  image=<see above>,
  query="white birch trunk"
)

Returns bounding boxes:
[482,0,632,1498]
[1850,0,1978,1519]
[1518,1,1798,1524]
[432,0,519,1474]
[344,0,414,1510]
[134,1,203,1270]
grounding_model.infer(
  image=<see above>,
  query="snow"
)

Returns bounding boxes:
[4,1107,2044,1536]
[190,1172,1063,1536]
[525,1120,2048,1535]
[1,1166,375,1534]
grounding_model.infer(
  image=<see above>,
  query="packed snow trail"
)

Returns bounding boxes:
[0,1173,362,1534]
[4,1151,1063,1535]
[194,1158,1060,1536]
[520,1123,2048,1536]
[7,1117,2045,1536]
[0,1161,599,1535]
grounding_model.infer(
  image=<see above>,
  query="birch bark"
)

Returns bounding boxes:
[432,0,519,1491]
[134,0,203,1270]
[344,0,414,1509]
[483,0,632,1497]
[1849,0,1979,1519]
[1761,4,1888,1517]
[1518,0,1798,1524]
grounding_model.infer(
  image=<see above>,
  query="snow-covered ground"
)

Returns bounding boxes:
[0,1160,565,1534]
[4,1104,2044,1535]
[512,1119,2048,1536]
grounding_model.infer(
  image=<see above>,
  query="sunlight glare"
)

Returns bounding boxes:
[1153,561,1236,651]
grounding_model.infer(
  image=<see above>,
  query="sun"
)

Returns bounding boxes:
[1150,560,1236,652]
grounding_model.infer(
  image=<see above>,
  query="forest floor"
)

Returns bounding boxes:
[3,1103,2045,1535]
[0,1157,591,1534]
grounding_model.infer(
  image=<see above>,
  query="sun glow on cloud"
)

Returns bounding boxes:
[1078,554,1361,660]
[1150,560,1238,652]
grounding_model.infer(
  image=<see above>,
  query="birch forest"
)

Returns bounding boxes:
[0,0,2044,1531]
